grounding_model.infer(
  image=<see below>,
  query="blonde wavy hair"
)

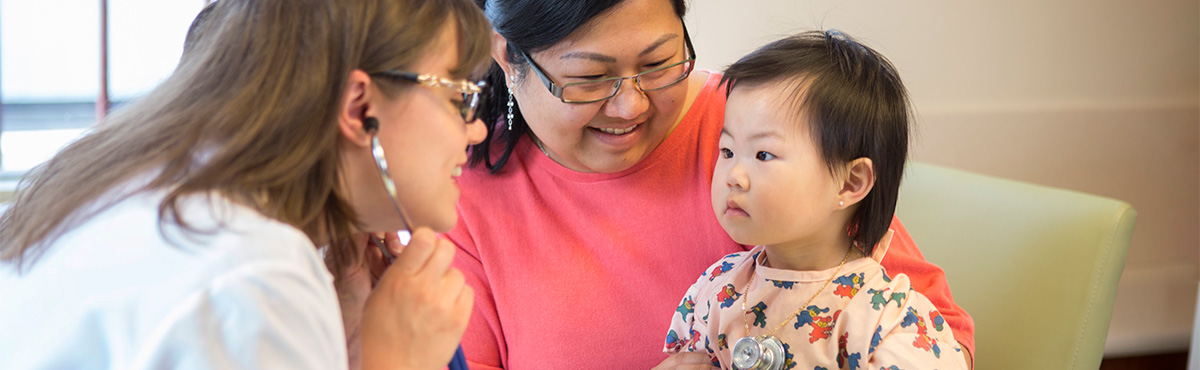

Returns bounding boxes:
[0,0,492,274]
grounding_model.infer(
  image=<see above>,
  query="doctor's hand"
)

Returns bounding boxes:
[361,228,474,370]
[652,352,719,370]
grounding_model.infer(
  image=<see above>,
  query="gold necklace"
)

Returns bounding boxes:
[732,247,853,370]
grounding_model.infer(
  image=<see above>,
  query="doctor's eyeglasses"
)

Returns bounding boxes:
[371,71,485,122]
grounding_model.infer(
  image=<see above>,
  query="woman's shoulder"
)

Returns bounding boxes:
[184,192,317,258]
[678,70,728,154]
[682,70,727,122]
[141,190,321,267]
[39,189,324,283]
[0,190,340,369]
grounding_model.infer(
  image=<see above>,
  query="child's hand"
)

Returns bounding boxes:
[653,352,718,370]
[360,228,474,370]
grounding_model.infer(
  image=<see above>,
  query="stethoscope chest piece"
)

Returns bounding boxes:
[732,335,785,370]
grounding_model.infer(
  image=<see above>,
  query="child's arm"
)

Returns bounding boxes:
[881,216,975,365]
[663,271,708,354]
[865,280,969,370]
[663,254,747,366]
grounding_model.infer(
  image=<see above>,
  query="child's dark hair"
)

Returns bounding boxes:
[721,30,910,253]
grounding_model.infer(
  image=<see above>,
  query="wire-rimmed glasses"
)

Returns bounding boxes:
[371,71,485,122]
[514,24,697,104]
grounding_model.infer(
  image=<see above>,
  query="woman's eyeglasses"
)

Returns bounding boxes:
[514,23,696,104]
[370,71,485,122]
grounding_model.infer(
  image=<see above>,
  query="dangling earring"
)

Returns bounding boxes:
[506,75,516,131]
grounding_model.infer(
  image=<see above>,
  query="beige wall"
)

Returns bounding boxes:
[686,0,1199,356]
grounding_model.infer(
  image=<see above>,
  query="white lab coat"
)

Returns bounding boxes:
[0,188,347,369]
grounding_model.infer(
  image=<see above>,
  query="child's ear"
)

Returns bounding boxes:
[837,158,875,209]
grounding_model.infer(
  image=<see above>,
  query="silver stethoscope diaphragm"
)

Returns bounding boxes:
[732,335,786,370]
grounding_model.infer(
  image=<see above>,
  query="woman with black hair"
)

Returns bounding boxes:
[446,0,976,368]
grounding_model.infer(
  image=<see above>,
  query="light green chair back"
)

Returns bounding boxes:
[895,162,1135,370]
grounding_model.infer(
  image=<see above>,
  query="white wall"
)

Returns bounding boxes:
[686,0,1199,357]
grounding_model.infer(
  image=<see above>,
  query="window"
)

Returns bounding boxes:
[0,0,205,181]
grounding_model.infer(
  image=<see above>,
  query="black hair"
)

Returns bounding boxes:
[469,0,688,172]
[721,30,910,253]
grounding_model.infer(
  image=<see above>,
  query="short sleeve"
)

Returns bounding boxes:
[664,254,740,355]
[132,263,347,370]
[663,276,704,354]
[867,285,968,370]
[882,217,975,360]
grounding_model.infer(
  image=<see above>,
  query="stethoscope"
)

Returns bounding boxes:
[363,116,470,370]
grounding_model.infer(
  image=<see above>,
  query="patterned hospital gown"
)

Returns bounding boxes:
[664,245,968,370]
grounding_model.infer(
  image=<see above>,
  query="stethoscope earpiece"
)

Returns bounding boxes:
[363,116,380,134]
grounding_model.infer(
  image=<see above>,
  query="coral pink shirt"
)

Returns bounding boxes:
[447,71,973,369]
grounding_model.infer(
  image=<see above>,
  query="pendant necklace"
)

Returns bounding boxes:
[731,247,853,370]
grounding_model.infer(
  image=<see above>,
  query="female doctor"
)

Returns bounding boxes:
[0,0,489,369]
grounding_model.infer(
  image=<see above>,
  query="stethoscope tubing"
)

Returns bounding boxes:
[366,124,470,370]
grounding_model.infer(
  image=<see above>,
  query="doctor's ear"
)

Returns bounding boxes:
[836,158,875,209]
[338,69,376,147]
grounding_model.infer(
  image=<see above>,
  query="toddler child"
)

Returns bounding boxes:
[663,30,969,370]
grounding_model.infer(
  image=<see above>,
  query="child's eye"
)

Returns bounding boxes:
[755,151,776,161]
[720,148,734,159]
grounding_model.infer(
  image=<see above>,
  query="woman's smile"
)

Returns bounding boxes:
[585,121,646,148]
